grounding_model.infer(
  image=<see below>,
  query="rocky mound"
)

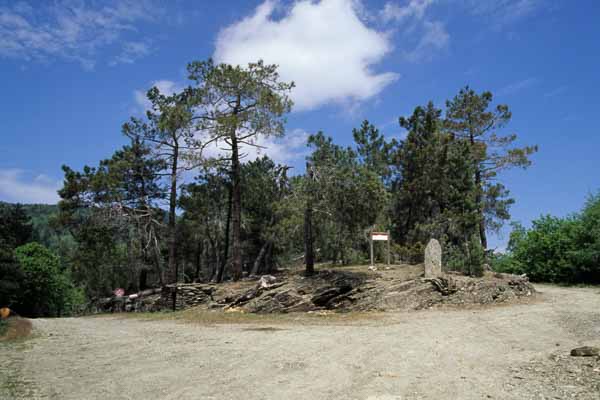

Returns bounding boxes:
[158,265,536,314]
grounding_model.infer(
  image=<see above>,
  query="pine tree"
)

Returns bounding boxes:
[445,87,537,249]
[187,59,293,280]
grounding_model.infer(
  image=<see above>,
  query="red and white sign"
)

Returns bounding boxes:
[371,232,389,241]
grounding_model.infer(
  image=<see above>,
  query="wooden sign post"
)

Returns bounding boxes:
[370,231,390,267]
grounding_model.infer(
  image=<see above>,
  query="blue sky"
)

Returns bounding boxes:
[1,0,599,249]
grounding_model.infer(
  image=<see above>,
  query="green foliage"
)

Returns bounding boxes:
[352,120,397,185]
[187,59,294,143]
[58,136,167,295]
[392,242,424,264]
[444,235,485,277]
[392,102,480,247]
[0,250,23,308]
[445,87,537,247]
[305,132,388,264]
[187,59,294,281]
[37,69,537,294]
[0,203,32,250]
[495,194,600,283]
[0,203,32,308]
[14,243,82,316]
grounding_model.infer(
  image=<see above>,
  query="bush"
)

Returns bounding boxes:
[14,242,83,317]
[496,193,600,284]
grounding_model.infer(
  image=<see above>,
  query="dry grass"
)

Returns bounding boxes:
[0,318,32,342]
[106,306,384,327]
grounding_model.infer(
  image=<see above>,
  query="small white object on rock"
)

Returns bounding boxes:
[424,238,442,278]
[368,265,378,271]
[258,275,277,289]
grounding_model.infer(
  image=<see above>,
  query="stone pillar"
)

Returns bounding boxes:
[424,238,442,277]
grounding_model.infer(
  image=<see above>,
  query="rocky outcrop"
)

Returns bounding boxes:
[153,266,535,314]
[90,265,536,315]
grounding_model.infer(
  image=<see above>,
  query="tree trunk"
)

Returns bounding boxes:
[139,269,147,291]
[152,233,164,286]
[230,134,243,280]
[251,240,270,276]
[167,141,179,283]
[470,130,487,250]
[216,186,233,283]
[475,168,487,249]
[304,164,315,276]
[265,242,274,273]
[194,239,202,282]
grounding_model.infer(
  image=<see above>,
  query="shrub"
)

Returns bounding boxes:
[496,193,600,284]
[14,242,83,317]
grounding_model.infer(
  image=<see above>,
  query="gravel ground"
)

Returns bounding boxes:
[1,284,599,400]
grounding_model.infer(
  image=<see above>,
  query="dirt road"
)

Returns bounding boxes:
[2,285,599,400]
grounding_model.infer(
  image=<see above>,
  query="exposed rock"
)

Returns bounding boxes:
[425,276,457,296]
[258,275,278,288]
[88,288,163,314]
[424,239,442,277]
[311,284,352,307]
[152,265,535,314]
[88,264,536,315]
[570,346,600,357]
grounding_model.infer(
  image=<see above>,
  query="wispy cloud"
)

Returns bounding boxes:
[464,0,541,28]
[0,169,60,204]
[544,85,568,98]
[379,1,449,63]
[380,0,435,23]
[110,41,153,66]
[497,77,539,96]
[403,20,449,62]
[0,0,163,69]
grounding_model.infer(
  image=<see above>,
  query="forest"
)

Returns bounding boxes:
[4,59,598,318]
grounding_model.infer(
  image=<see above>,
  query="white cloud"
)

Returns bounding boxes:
[201,129,309,165]
[134,80,183,112]
[0,169,60,204]
[380,0,434,23]
[0,0,162,69]
[214,0,399,111]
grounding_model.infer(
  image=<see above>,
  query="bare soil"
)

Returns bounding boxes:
[1,284,599,400]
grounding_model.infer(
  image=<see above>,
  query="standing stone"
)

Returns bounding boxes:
[424,238,442,277]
